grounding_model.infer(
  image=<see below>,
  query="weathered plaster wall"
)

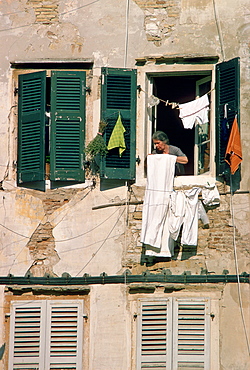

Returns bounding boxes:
[0,1,249,369]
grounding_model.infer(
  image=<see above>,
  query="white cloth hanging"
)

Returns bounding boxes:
[202,183,220,207]
[140,154,176,257]
[179,94,209,129]
[181,187,201,245]
[168,191,186,241]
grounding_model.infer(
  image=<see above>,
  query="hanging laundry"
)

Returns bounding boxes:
[225,116,242,174]
[181,187,201,246]
[148,95,160,108]
[198,200,209,226]
[202,183,220,207]
[179,94,209,129]
[168,191,186,241]
[140,154,176,257]
[107,113,126,157]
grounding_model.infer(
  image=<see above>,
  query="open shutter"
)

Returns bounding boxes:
[46,301,83,370]
[172,299,210,370]
[50,71,85,182]
[100,67,137,180]
[18,71,46,183]
[9,301,45,370]
[137,300,172,369]
[215,58,240,183]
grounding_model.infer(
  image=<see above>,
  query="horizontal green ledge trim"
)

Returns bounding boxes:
[0,273,249,285]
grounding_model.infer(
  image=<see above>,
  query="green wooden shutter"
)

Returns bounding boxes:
[172,299,210,370]
[50,71,86,182]
[137,300,172,369]
[18,71,46,183]
[215,58,240,180]
[100,67,137,180]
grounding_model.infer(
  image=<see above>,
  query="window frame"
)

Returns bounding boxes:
[136,57,240,185]
[138,65,216,182]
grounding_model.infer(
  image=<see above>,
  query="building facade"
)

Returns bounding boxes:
[0,0,249,369]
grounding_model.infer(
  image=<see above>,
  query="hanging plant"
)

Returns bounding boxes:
[85,120,108,161]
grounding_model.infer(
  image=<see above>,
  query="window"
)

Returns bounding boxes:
[17,70,86,184]
[8,300,84,370]
[141,57,240,182]
[137,298,210,370]
[100,67,137,180]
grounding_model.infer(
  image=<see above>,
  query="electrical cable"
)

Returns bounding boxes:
[229,175,250,356]
[72,207,126,279]
[0,0,102,32]
[212,0,225,61]
[124,0,130,68]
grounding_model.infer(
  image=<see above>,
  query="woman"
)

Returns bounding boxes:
[150,131,188,175]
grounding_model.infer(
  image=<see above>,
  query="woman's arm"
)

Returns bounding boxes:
[176,155,188,164]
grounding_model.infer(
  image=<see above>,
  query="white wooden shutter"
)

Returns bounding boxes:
[45,301,83,370]
[9,301,46,370]
[172,298,210,370]
[9,300,83,370]
[137,299,172,369]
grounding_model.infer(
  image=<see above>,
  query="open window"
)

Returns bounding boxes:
[17,70,86,185]
[143,57,240,183]
[149,72,212,176]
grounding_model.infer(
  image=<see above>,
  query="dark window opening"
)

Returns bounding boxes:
[152,74,211,175]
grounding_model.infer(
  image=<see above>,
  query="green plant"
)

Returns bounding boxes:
[85,120,108,160]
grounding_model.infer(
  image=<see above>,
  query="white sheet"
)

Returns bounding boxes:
[140,154,176,257]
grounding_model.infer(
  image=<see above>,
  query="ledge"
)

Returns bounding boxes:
[5,285,90,294]
[1,273,249,286]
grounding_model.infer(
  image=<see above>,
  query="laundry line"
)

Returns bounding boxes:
[140,86,215,109]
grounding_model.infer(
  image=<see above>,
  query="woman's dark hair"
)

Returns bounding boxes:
[152,131,169,144]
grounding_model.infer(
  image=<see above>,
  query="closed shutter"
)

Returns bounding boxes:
[137,300,172,369]
[18,71,46,183]
[215,58,240,180]
[9,301,83,370]
[50,71,86,182]
[46,301,83,370]
[100,67,137,180]
[172,299,210,370]
[9,301,45,369]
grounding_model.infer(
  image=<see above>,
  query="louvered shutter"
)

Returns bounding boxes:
[45,301,83,370]
[215,58,240,182]
[9,301,46,370]
[18,71,46,183]
[137,300,172,369]
[50,71,85,182]
[9,300,83,370]
[100,67,137,180]
[172,299,210,370]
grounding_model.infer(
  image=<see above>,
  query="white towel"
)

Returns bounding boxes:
[140,154,176,257]
[179,94,209,129]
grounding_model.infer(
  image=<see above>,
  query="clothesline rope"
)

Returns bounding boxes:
[140,87,215,109]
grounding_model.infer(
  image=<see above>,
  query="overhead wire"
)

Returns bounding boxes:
[72,207,126,278]
[229,176,250,356]
[212,0,225,61]
[0,0,102,32]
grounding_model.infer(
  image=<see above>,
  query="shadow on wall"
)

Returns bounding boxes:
[140,241,198,266]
